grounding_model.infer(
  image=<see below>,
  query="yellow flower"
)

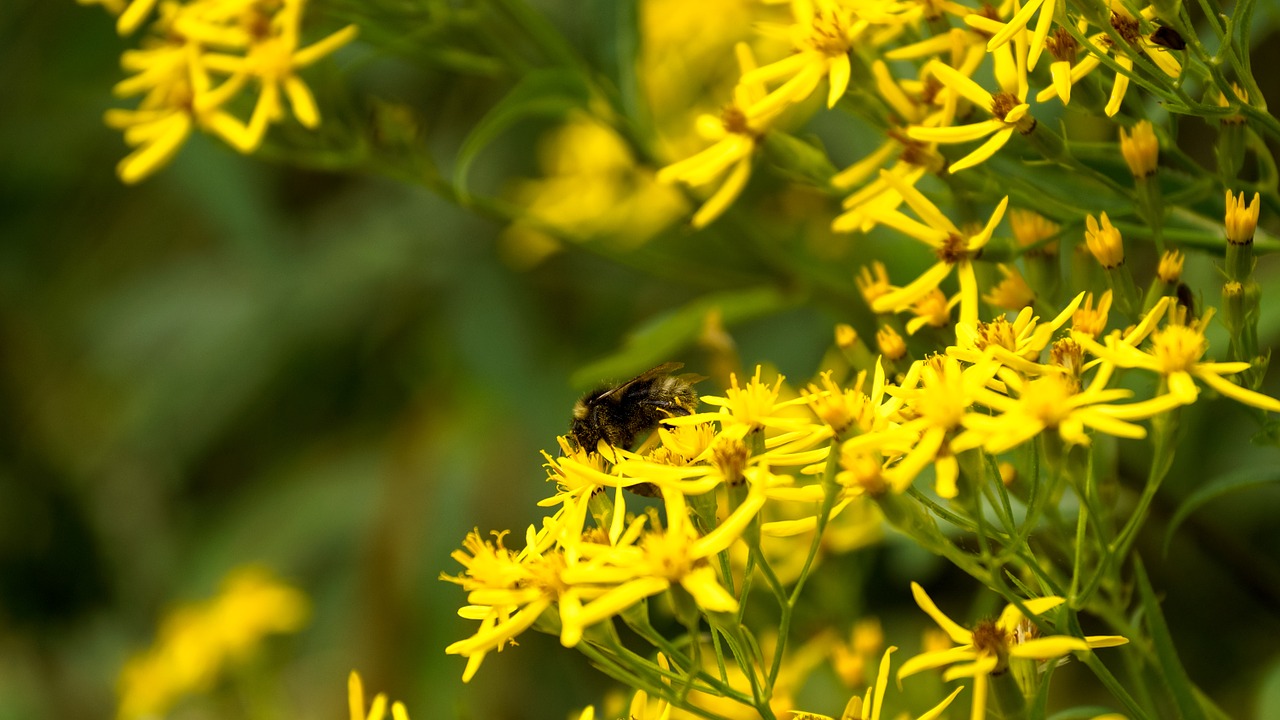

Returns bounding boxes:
[845,356,998,497]
[117,566,309,720]
[199,2,358,147]
[348,671,411,720]
[105,0,357,183]
[906,288,954,334]
[1074,302,1280,412]
[876,325,908,360]
[1157,249,1185,284]
[742,0,873,115]
[678,366,818,438]
[794,645,963,720]
[658,43,775,228]
[899,583,1128,720]
[1084,212,1125,268]
[866,170,1008,327]
[1225,189,1261,245]
[947,294,1083,376]
[1119,120,1159,178]
[556,481,768,646]
[982,263,1035,311]
[1008,207,1060,255]
[442,526,570,681]
[1071,291,1113,337]
[1034,8,1180,116]
[952,370,1183,453]
[971,0,1058,71]
[856,261,894,307]
[906,37,1034,173]
[504,114,687,253]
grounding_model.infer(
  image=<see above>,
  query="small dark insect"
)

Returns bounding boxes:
[1176,282,1196,319]
[1150,25,1186,51]
[569,362,701,457]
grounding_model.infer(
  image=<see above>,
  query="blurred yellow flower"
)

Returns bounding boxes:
[899,583,1127,720]
[106,0,357,183]
[348,671,411,720]
[116,566,309,720]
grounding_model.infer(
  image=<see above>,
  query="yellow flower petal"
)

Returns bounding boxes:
[948,127,1015,173]
[828,53,852,108]
[1008,636,1090,658]
[1197,370,1280,412]
[911,582,974,645]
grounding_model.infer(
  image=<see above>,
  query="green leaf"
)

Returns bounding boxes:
[762,132,838,188]
[1162,465,1280,554]
[1254,657,1280,720]
[452,69,590,201]
[571,286,794,387]
[1046,709,1129,720]
[1027,655,1056,720]
[1133,556,1206,720]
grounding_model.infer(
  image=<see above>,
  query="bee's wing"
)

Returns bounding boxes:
[594,362,684,401]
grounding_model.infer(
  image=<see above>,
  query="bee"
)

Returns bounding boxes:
[569,362,701,457]
[1149,25,1186,51]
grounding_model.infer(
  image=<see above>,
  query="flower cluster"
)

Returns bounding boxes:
[89,0,356,183]
[116,566,309,719]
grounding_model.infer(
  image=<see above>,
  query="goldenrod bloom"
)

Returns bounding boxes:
[676,366,818,438]
[1034,8,1180,116]
[948,294,1083,376]
[442,526,571,681]
[1157,249,1185,284]
[907,37,1034,174]
[845,356,999,497]
[1225,189,1261,244]
[953,370,1183,453]
[117,566,309,720]
[983,263,1035,310]
[1075,303,1280,412]
[1120,120,1159,178]
[1009,207,1060,254]
[876,325,908,360]
[1084,212,1125,268]
[971,0,1058,71]
[658,44,776,228]
[857,261,894,307]
[106,0,357,183]
[744,0,906,115]
[556,480,767,645]
[899,583,1128,720]
[199,3,359,146]
[866,170,1009,327]
[1072,291,1113,337]
[906,288,954,334]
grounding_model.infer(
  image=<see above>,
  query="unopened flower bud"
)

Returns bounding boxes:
[876,325,906,361]
[1009,209,1060,255]
[1085,212,1125,268]
[1225,190,1260,245]
[1120,121,1159,178]
[835,323,858,349]
[1157,249,1184,284]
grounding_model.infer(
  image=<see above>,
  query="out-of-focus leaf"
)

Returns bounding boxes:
[762,132,838,188]
[1162,465,1280,555]
[570,286,793,387]
[453,69,590,201]
[1028,655,1056,720]
[1046,708,1126,720]
[1256,658,1280,720]
[1134,557,1205,720]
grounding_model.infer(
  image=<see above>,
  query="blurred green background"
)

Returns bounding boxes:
[6,1,1280,719]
